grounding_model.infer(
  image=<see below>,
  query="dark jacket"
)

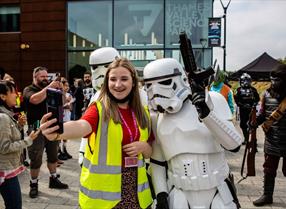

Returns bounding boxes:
[235,86,260,110]
[259,91,286,157]
[23,84,47,125]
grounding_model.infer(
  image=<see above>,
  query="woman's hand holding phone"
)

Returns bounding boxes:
[40,112,60,141]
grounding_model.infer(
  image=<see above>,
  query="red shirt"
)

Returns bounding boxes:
[81,104,154,165]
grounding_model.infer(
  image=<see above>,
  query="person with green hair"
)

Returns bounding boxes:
[210,69,235,115]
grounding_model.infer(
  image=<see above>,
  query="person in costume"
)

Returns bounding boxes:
[234,73,260,145]
[144,58,242,209]
[210,69,235,115]
[253,64,286,207]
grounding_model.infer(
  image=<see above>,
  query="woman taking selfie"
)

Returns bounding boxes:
[40,58,153,209]
[0,80,38,209]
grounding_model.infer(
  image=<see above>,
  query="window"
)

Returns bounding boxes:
[67,0,213,69]
[114,0,164,50]
[68,1,113,74]
[165,48,212,69]
[0,5,20,32]
[68,1,112,50]
[120,49,164,66]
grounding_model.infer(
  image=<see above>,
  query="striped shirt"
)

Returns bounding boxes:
[0,166,25,186]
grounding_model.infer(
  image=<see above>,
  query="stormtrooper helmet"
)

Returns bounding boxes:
[240,73,252,88]
[143,58,191,113]
[89,47,120,91]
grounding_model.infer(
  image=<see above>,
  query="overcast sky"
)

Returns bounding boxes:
[213,0,286,72]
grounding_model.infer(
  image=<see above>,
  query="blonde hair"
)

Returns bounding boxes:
[97,58,148,129]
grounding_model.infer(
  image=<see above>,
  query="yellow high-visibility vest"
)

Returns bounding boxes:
[79,102,153,209]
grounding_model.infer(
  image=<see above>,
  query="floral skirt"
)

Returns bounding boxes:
[113,167,151,209]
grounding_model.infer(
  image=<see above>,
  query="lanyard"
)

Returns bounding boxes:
[119,109,138,143]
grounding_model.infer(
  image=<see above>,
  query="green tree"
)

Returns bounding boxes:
[277,57,286,64]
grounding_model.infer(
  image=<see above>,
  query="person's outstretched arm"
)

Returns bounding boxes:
[40,112,92,141]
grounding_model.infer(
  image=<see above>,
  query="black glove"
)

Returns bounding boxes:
[190,81,210,119]
[156,192,169,209]
[256,114,266,126]
[247,112,265,130]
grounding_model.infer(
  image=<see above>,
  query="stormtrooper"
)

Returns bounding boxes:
[78,47,120,165]
[143,58,242,209]
[78,47,148,165]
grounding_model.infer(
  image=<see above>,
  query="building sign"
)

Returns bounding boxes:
[166,0,211,46]
[208,18,221,47]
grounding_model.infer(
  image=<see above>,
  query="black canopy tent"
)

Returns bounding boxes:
[230,52,281,81]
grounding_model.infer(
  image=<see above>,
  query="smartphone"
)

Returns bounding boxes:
[55,72,61,81]
[46,88,64,133]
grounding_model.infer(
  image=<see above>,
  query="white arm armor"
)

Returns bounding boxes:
[139,88,148,106]
[150,112,168,195]
[202,111,242,150]
[202,92,242,150]
[78,92,99,165]
[150,140,169,195]
[78,138,88,165]
[79,138,88,152]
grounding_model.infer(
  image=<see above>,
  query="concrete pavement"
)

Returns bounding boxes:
[1,125,286,209]
[228,125,286,209]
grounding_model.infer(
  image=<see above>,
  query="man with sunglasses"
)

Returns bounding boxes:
[23,67,68,198]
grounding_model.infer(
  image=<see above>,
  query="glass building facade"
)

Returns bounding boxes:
[68,0,213,74]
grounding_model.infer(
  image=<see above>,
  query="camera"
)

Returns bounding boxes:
[46,88,64,133]
[55,72,61,81]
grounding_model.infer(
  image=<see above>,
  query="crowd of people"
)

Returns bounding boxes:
[0,49,286,209]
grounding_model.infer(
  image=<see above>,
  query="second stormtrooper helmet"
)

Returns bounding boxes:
[89,47,120,91]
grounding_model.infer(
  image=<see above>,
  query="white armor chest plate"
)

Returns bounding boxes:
[157,101,223,161]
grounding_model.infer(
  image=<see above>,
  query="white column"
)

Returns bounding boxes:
[98,33,102,47]
[124,33,128,45]
[151,32,155,45]
[73,35,76,47]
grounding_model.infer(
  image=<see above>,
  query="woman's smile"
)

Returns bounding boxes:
[108,66,133,100]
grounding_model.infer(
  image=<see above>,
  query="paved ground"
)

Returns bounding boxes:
[1,124,286,209]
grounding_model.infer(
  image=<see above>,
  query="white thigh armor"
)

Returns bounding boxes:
[167,152,229,191]
[168,182,236,209]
